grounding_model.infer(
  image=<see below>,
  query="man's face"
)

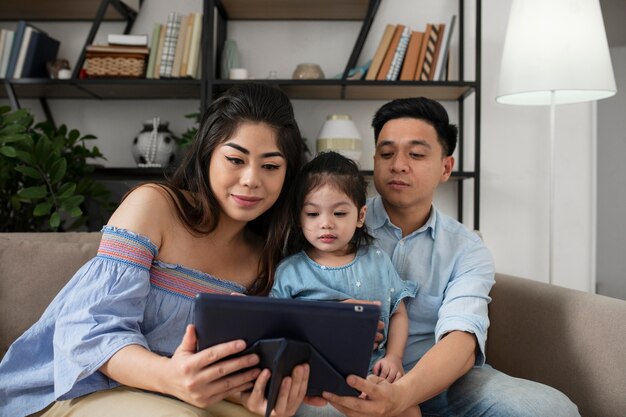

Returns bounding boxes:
[373,118,454,212]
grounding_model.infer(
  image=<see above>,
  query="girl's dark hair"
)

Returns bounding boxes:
[150,83,303,295]
[288,151,373,254]
[372,96,458,156]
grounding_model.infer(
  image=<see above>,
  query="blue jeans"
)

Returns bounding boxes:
[296,365,580,417]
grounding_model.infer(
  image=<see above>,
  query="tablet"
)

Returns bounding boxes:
[193,293,380,416]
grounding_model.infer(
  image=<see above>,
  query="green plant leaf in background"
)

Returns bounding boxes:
[0,106,115,232]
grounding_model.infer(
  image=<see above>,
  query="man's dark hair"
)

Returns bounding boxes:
[371,96,458,156]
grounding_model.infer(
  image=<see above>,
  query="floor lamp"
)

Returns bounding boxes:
[496,0,616,285]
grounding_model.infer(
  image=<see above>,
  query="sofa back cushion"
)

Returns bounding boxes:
[0,232,101,358]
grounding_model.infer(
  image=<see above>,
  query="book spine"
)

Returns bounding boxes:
[145,23,162,79]
[159,12,180,78]
[185,13,202,79]
[386,26,410,81]
[5,21,27,79]
[365,24,396,81]
[0,30,14,78]
[419,24,440,81]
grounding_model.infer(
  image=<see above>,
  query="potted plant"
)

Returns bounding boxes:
[0,106,114,232]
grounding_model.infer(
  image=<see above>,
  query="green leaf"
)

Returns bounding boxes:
[14,165,41,179]
[0,146,16,157]
[14,150,34,164]
[3,109,33,126]
[49,211,61,229]
[68,206,83,217]
[81,134,97,140]
[17,185,47,199]
[0,131,29,143]
[50,158,67,183]
[60,194,84,210]
[57,182,76,199]
[68,129,80,142]
[33,201,53,216]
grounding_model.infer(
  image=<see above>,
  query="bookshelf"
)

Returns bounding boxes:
[0,0,482,228]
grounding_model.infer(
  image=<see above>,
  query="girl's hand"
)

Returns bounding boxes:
[372,355,404,383]
[165,324,262,408]
[240,363,310,416]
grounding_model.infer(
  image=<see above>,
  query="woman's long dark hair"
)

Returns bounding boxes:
[151,83,303,295]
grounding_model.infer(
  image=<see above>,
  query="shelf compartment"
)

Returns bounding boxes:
[218,0,370,20]
[0,0,127,21]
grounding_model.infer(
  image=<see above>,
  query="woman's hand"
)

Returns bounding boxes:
[165,324,262,408]
[322,374,408,417]
[240,363,310,417]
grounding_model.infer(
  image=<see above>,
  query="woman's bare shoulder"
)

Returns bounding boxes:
[107,184,178,248]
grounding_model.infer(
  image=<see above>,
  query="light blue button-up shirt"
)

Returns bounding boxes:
[366,196,495,370]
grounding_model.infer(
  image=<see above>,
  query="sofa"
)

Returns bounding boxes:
[1,232,625,417]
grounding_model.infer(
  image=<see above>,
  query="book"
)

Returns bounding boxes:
[376,24,405,81]
[171,14,189,78]
[19,31,60,78]
[180,13,195,78]
[399,31,423,81]
[414,24,432,80]
[153,23,167,79]
[13,26,38,78]
[159,11,181,78]
[185,13,202,79]
[145,23,162,79]
[433,15,456,81]
[365,24,396,81]
[107,33,148,46]
[427,23,445,81]
[385,26,411,80]
[86,44,149,54]
[0,29,14,78]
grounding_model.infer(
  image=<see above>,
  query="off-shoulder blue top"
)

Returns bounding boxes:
[0,226,246,417]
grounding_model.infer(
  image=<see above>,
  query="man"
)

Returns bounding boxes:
[300,97,579,416]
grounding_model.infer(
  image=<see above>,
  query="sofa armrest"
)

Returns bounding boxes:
[487,273,626,417]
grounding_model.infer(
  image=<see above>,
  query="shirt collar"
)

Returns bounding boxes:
[367,196,438,239]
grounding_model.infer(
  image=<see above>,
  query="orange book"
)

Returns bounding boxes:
[428,23,445,80]
[399,31,423,81]
[376,24,405,81]
[365,24,396,81]
[414,24,432,80]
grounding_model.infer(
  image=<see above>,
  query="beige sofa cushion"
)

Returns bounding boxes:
[0,232,101,357]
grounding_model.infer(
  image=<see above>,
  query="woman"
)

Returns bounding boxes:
[0,83,308,417]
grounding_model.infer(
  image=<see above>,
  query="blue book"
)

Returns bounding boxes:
[5,20,41,79]
[20,31,60,78]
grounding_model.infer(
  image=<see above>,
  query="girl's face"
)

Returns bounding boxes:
[300,184,367,258]
[209,122,286,224]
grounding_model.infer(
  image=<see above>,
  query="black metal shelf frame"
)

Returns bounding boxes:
[1,0,481,229]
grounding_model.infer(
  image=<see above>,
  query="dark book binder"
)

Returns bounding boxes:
[193,293,380,417]
[20,31,60,78]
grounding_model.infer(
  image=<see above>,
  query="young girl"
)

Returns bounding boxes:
[270,151,421,417]
[0,83,308,417]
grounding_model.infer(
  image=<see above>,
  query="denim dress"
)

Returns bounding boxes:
[0,226,247,417]
[270,246,417,370]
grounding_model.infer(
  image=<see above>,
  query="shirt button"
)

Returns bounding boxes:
[399,241,405,246]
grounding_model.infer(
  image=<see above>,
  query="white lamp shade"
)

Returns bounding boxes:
[316,114,362,162]
[496,0,617,106]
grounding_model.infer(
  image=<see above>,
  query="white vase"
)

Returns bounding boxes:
[132,117,177,168]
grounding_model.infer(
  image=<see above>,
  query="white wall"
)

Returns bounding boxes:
[597,46,626,300]
[1,0,600,292]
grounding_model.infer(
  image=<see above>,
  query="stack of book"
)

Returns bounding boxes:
[365,15,456,82]
[145,11,203,79]
[0,21,60,79]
